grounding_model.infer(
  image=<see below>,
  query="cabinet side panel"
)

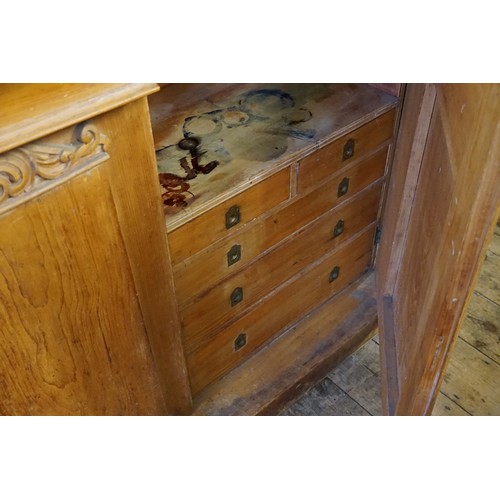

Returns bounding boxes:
[0,164,165,415]
[97,99,193,415]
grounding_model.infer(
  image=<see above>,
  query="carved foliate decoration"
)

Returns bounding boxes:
[0,122,109,213]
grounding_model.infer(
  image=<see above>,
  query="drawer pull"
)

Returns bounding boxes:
[342,138,355,161]
[225,205,241,229]
[227,244,242,266]
[333,219,345,238]
[234,332,247,351]
[337,177,350,197]
[329,266,340,283]
[230,287,244,307]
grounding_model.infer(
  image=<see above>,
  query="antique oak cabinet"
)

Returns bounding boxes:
[0,83,498,415]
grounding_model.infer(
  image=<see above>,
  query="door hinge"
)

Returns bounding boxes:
[374,225,382,246]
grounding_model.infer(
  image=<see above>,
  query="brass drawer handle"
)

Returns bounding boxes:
[230,286,244,307]
[227,244,242,266]
[333,219,345,238]
[342,138,355,161]
[234,332,247,351]
[337,177,350,197]
[329,266,340,283]
[226,204,241,229]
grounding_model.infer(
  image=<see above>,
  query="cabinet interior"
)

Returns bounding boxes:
[147,83,402,414]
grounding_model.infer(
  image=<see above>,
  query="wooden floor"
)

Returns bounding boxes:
[282,219,500,416]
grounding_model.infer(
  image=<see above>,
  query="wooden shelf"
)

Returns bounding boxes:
[148,84,398,231]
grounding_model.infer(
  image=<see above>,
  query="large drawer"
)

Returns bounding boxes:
[180,182,383,350]
[168,167,291,265]
[297,109,395,194]
[185,224,376,395]
[173,147,388,307]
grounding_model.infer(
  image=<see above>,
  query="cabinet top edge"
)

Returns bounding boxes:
[0,83,159,154]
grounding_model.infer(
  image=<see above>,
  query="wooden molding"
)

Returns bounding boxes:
[0,122,109,214]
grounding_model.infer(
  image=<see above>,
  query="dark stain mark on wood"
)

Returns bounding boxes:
[159,173,193,208]
[157,87,317,212]
[158,136,220,208]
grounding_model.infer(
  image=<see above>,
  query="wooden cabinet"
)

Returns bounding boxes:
[0,85,190,415]
[0,83,498,415]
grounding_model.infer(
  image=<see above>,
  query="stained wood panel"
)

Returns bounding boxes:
[0,90,193,415]
[378,83,500,415]
[0,167,165,415]
[97,99,192,415]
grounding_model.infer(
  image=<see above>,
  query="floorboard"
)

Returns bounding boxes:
[475,248,500,307]
[459,292,500,364]
[432,392,471,416]
[438,337,500,415]
[281,378,371,416]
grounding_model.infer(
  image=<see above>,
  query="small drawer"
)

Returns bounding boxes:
[297,108,395,194]
[180,182,383,351]
[168,167,291,265]
[173,147,388,307]
[185,224,376,395]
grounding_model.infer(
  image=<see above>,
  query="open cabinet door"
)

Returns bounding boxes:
[377,83,500,415]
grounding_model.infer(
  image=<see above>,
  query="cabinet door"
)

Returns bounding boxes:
[377,83,500,415]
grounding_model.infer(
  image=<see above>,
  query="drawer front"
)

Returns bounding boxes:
[181,182,383,351]
[186,224,376,395]
[173,147,388,306]
[168,167,291,265]
[297,109,395,194]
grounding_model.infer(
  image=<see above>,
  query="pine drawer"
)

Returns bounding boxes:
[173,147,389,307]
[167,167,291,265]
[297,109,395,194]
[180,182,383,350]
[185,224,376,395]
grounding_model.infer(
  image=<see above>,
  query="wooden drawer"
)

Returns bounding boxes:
[173,147,389,307]
[168,167,291,265]
[185,224,376,395]
[181,182,383,351]
[297,109,395,194]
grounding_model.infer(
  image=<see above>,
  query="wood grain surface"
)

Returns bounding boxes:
[167,167,291,265]
[180,183,382,343]
[378,83,500,415]
[282,338,381,416]
[0,164,165,415]
[297,109,395,193]
[186,225,376,394]
[150,83,397,230]
[98,98,192,415]
[0,90,192,415]
[193,272,378,415]
[0,84,158,154]
[173,149,387,306]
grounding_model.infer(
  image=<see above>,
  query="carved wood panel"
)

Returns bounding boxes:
[0,122,109,215]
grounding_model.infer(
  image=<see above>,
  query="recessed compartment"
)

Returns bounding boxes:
[148,83,398,399]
